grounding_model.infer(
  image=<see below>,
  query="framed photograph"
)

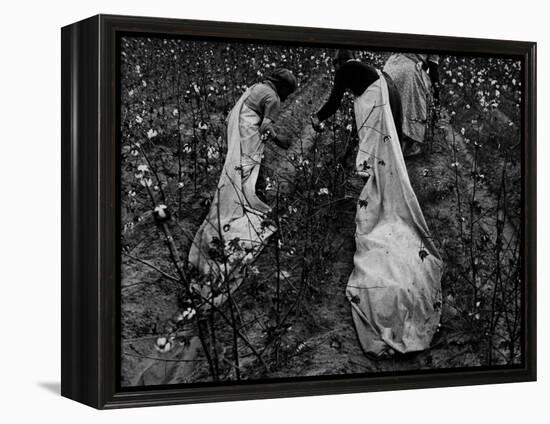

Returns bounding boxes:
[61,14,536,409]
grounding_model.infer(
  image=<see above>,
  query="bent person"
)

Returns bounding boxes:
[188,69,297,298]
[312,50,403,141]
[383,53,440,157]
[314,50,443,358]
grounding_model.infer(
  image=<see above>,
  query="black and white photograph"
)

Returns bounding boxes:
[2,0,547,420]
[119,36,524,386]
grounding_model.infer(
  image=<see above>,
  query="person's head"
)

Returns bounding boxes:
[266,68,297,101]
[332,49,355,71]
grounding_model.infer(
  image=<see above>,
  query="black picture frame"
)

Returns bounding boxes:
[61,14,537,409]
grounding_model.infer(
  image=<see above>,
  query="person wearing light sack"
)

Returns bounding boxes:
[188,69,297,295]
[313,50,443,358]
[383,53,440,157]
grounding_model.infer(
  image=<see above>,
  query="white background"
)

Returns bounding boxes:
[0,0,546,421]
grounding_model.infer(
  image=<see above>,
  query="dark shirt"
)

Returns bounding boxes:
[316,60,379,122]
[316,60,403,140]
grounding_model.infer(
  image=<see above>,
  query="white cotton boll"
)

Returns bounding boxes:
[154,205,168,219]
[207,146,218,159]
[155,336,173,353]
[278,270,291,280]
[183,308,196,320]
[147,129,158,139]
[135,115,143,124]
[140,178,152,188]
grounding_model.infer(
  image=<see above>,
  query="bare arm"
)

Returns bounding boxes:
[316,70,346,122]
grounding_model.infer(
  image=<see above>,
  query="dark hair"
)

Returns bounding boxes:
[266,68,298,93]
[332,49,355,65]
